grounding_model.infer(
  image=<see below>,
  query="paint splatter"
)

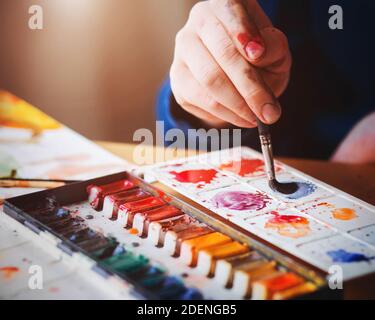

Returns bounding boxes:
[0,266,20,279]
[212,190,271,211]
[317,202,334,208]
[265,211,310,238]
[220,158,264,177]
[314,203,358,221]
[128,228,138,235]
[332,208,357,221]
[85,214,94,220]
[277,181,317,200]
[169,169,217,187]
[219,158,282,177]
[327,249,375,263]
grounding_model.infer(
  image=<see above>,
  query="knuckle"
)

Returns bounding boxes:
[217,39,240,65]
[190,2,207,21]
[206,98,221,113]
[200,66,225,89]
[175,30,186,46]
[271,27,290,51]
[210,0,230,9]
[243,86,265,104]
[236,103,251,118]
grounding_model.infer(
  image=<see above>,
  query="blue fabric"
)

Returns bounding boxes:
[156,0,375,159]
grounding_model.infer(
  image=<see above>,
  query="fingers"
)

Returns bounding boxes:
[170,62,256,128]
[210,0,270,62]
[175,28,257,124]
[254,27,291,73]
[190,7,281,124]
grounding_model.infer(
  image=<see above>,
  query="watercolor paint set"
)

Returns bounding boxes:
[142,147,375,282]
[3,171,336,300]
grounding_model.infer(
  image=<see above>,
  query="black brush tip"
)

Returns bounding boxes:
[269,179,299,195]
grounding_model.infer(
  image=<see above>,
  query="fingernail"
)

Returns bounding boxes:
[245,41,265,60]
[262,103,281,124]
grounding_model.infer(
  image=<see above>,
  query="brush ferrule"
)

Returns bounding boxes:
[259,134,276,181]
[259,134,272,146]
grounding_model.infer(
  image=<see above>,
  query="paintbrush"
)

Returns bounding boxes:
[252,68,298,195]
[0,178,79,189]
[256,119,298,194]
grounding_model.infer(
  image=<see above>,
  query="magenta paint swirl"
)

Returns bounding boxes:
[212,190,271,211]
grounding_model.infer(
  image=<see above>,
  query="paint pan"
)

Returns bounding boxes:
[133,205,184,238]
[148,214,198,246]
[180,232,232,266]
[117,196,166,227]
[272,282,316,300]
[164,226,213,256]
[102,187,150,219]
[214,251,264,287]
[197,241,249,276]
[232,261,277,298]
[87,179,135,210]
[251,272,305,300]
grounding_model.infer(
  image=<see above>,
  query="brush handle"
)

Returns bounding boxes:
[256,118,276,182]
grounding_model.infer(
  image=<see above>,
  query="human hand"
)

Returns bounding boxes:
[170,0,291,127]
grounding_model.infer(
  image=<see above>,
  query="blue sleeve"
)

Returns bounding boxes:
[156,78,201,139]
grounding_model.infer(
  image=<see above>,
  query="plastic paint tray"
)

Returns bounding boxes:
[3,171,338,300]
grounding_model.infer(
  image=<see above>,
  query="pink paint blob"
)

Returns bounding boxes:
[212,190,271,211]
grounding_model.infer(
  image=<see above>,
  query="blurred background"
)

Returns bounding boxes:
[0,0,196,142]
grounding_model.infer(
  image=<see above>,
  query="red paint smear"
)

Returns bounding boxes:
[0,266,20,279]
[156,189,172,202]
[237,33,263,48]
[49,287,59,293]
[268,211,308,225]
[169,169,217,185]
[237,33,251,46]
[220,158,264,177]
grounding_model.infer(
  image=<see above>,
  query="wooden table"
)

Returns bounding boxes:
[97,141,375,299]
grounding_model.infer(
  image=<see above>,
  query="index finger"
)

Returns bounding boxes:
[210,0,271,62]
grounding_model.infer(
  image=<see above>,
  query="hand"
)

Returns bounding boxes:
[331,112,375,164]
[170,0,291,128]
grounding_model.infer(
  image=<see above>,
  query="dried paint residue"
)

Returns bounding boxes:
[169,169,217,187]
[212,190,271,211]
[316,203,357,221]
[280,181,317,200]
[0,266,20,279]
[317,202,334,208]
[327,249,375,263]
[265,211,310,238]
[220,158,264,177]
[128,228,139,235]
[332,208,357,221]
